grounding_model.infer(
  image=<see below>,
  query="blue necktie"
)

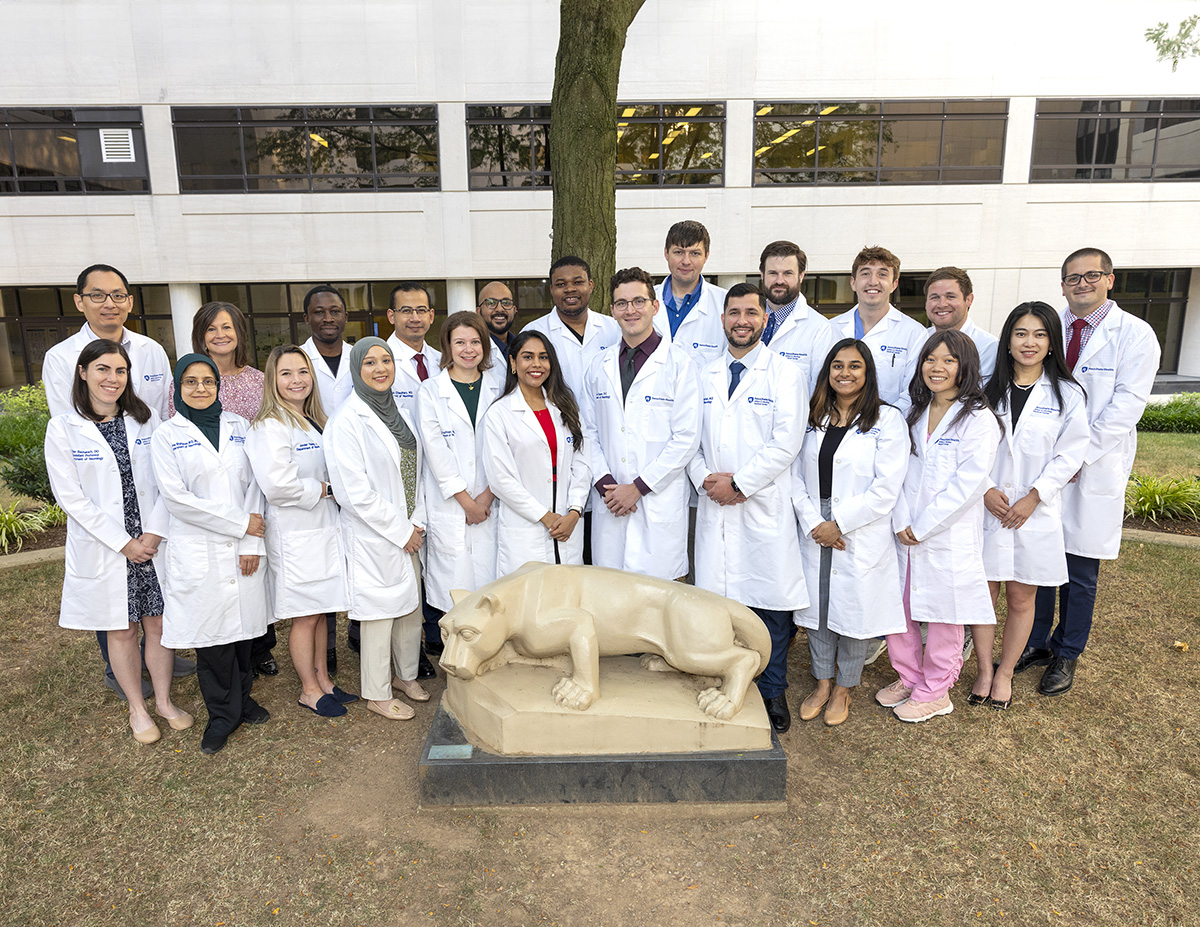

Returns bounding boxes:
[728,360,745,399]
[762,312,778,346]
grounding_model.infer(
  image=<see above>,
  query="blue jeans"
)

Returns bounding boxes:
[1032,553,1100,660]
[753,607,796,699]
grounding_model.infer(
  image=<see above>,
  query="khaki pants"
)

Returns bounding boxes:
[358,554,423,701]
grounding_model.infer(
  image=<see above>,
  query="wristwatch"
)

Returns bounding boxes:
[568,505,583,516]
[729,476,742,495]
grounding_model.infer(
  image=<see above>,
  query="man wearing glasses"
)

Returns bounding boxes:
[580,267,700,582]
[42,264,172,420]
[385,281,442,417]
[41,263,186,700]
[475,281,519,363]
[1017,248,1160,697]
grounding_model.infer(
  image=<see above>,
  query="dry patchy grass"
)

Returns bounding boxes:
[1133,432,1200,479]
[0,544,1197,927]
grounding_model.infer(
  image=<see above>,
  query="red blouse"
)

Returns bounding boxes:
[533,407,557,476]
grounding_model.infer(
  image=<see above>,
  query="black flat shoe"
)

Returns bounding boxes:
[763,694,791,734]
[417,649,437,680]
[1013,646,1053,674]
[242,701,270,725]
[254,659,279,677]
[989,696,1012,711]
[966,692,991,706]
[327,648,338,675]
[1038,656,1076,696]
[201,731,228,755]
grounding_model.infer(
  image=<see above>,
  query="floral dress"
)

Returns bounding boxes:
[96,416,164,623]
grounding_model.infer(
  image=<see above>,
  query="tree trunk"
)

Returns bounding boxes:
[549,0,646,307]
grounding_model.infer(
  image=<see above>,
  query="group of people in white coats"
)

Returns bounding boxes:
[43,240,1159,748]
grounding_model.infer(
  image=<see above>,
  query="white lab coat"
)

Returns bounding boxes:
[925,318,999,385]
[300,337,354,416]
[1059,304,1161,559]
[831,305,928,413]
[767,294,838,393]
[42,324,172,421]
[481,389,591,575]
[324,394,424,622]
[386,333,442,417]
[792,405,910,638]
[416,370,502,611]
[45,411,168,631]
[580,338,701,580]
[687,344,809,611]
[245,416,349,620]
[522,308,621,401]
[653,277,728,370]
[983,378,1090,586]
[150,413,269,648]
[892,405,1002,625]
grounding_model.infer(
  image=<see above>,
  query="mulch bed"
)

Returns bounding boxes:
[0,524,66,556]
[1124,515,1200,537]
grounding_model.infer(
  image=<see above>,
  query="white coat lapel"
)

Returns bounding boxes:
[172,415,222,461]
[629,338,666,392]
[1011,375,1051,440]
[437,372,473,428]
[1076,309,1118,368]
[357,401,402,472]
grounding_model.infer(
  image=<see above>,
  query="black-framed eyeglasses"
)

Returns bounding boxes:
[478,298,515,310]
[82,291,132,305]
[392,307,431,317]
[1062,270,1109,286]
[612,296,653,311]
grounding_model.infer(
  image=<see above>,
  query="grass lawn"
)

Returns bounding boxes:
[1133,432,1200,479]
[2,538,1197,927]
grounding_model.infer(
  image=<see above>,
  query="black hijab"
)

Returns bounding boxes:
[173,353,223,450]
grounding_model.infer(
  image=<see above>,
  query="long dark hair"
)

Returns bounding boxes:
[502,331,583,450]
[809,338,885,431]
[906,329,1000,436]
[72,339,152,424]
[986,302,1082,412]
[191,301,251,369]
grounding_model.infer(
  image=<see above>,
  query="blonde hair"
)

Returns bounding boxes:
[253,345,328,431]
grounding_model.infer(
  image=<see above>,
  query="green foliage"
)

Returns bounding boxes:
[1126,473,1200,522]
[25,504,66,530]
[0,383,52,504]
[1137,393,1200,433]
[0,503,31,553]
[1146,14,1200,71]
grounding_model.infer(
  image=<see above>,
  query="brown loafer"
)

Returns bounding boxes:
[392,678,431,702]
[799,686,830,722]
[367,698,415,721]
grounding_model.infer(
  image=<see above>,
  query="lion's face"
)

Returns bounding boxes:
[438,593,508,680]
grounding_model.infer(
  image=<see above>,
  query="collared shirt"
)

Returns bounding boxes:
[853,308,866,340]
[762,296,799,346]
[594,329,663,498]
[490,331,517,362]
[1062,299,1114,356]
[662,276,704,337]
[726,342,764,393]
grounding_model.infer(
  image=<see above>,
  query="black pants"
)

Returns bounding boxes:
[326,613,359,651]
[249,624,276,665]
[196,639,255,738]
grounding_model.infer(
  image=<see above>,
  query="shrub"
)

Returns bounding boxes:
[1125,473,1200,522]
[1,444,54,504]
[0,383,51,503]
[1138,393,1200,433]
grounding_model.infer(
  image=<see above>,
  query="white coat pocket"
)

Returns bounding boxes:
[65,536,108,579]
[353,533,404,591]
[163,536,211,599]
[280,527,343,589]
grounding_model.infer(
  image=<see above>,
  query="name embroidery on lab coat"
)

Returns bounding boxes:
[934,437,959,447]
[1032,406,1060,416]
[441,430,456,439]
[1078,365,1113,374]
[645,395,674,403]
[72,449,103,461]
[594,390,613,401]
[171,439,202,450]
[228,435,246,445]
[296,442,322,452]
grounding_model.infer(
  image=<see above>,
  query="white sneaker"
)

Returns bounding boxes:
[863,638,888,666]
[962,633,975,663]
[894,694,954,723]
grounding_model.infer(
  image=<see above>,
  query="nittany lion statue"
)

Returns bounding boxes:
[438,563,771,720]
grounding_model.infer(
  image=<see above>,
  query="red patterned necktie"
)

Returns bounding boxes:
[1065,317,1088,371]
[414,353,429,381]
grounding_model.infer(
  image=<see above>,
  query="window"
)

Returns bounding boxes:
[1110,269,1190,373]
[467,106,551,188]
[200,280,448,369]
[1030,99,1200,182]
[742,271,932,325]
[0,108,149,195]
[753,101,1007,185]
[465,102,725,187]
[474,278,552,331]
[173,106,439,193]
[2,284,173,388]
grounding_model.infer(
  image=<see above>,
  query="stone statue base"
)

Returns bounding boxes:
[441,656,772,756]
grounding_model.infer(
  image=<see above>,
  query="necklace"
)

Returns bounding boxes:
[1013,380,1036,391]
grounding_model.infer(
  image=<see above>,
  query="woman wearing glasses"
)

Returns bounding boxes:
[417,312,502,620]
[482,331,590,575]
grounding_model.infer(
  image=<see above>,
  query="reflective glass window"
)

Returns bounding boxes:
[0,107,149,195]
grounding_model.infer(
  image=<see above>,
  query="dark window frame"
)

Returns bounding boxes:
[172,105,441,194]
[465,105,552,189]
[1030,98,1200,183]
[753,100,1008,186]
[1109,268,1190,373]
[0,107,151,196]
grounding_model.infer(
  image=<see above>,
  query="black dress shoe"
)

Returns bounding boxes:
[1038,656,1077,696]
[200,730,228,755]
[1012,646,1053,674]
[254,659,279,677]
[417,649,437,680]
[424,639,445,658]
[763,694,791,733]
[327,648,338,675]
[242,701,271,725]
[348,637,360,654]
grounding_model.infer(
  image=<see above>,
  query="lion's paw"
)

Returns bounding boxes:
[697,687,737,721]
[639,654,674,673]
[552,676,596,711]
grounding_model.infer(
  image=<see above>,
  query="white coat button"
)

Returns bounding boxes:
[229,579,235,585]
[227,542,233,548]
[833,497,840,503]
[832,569,838,575]
[621,457,626,463]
